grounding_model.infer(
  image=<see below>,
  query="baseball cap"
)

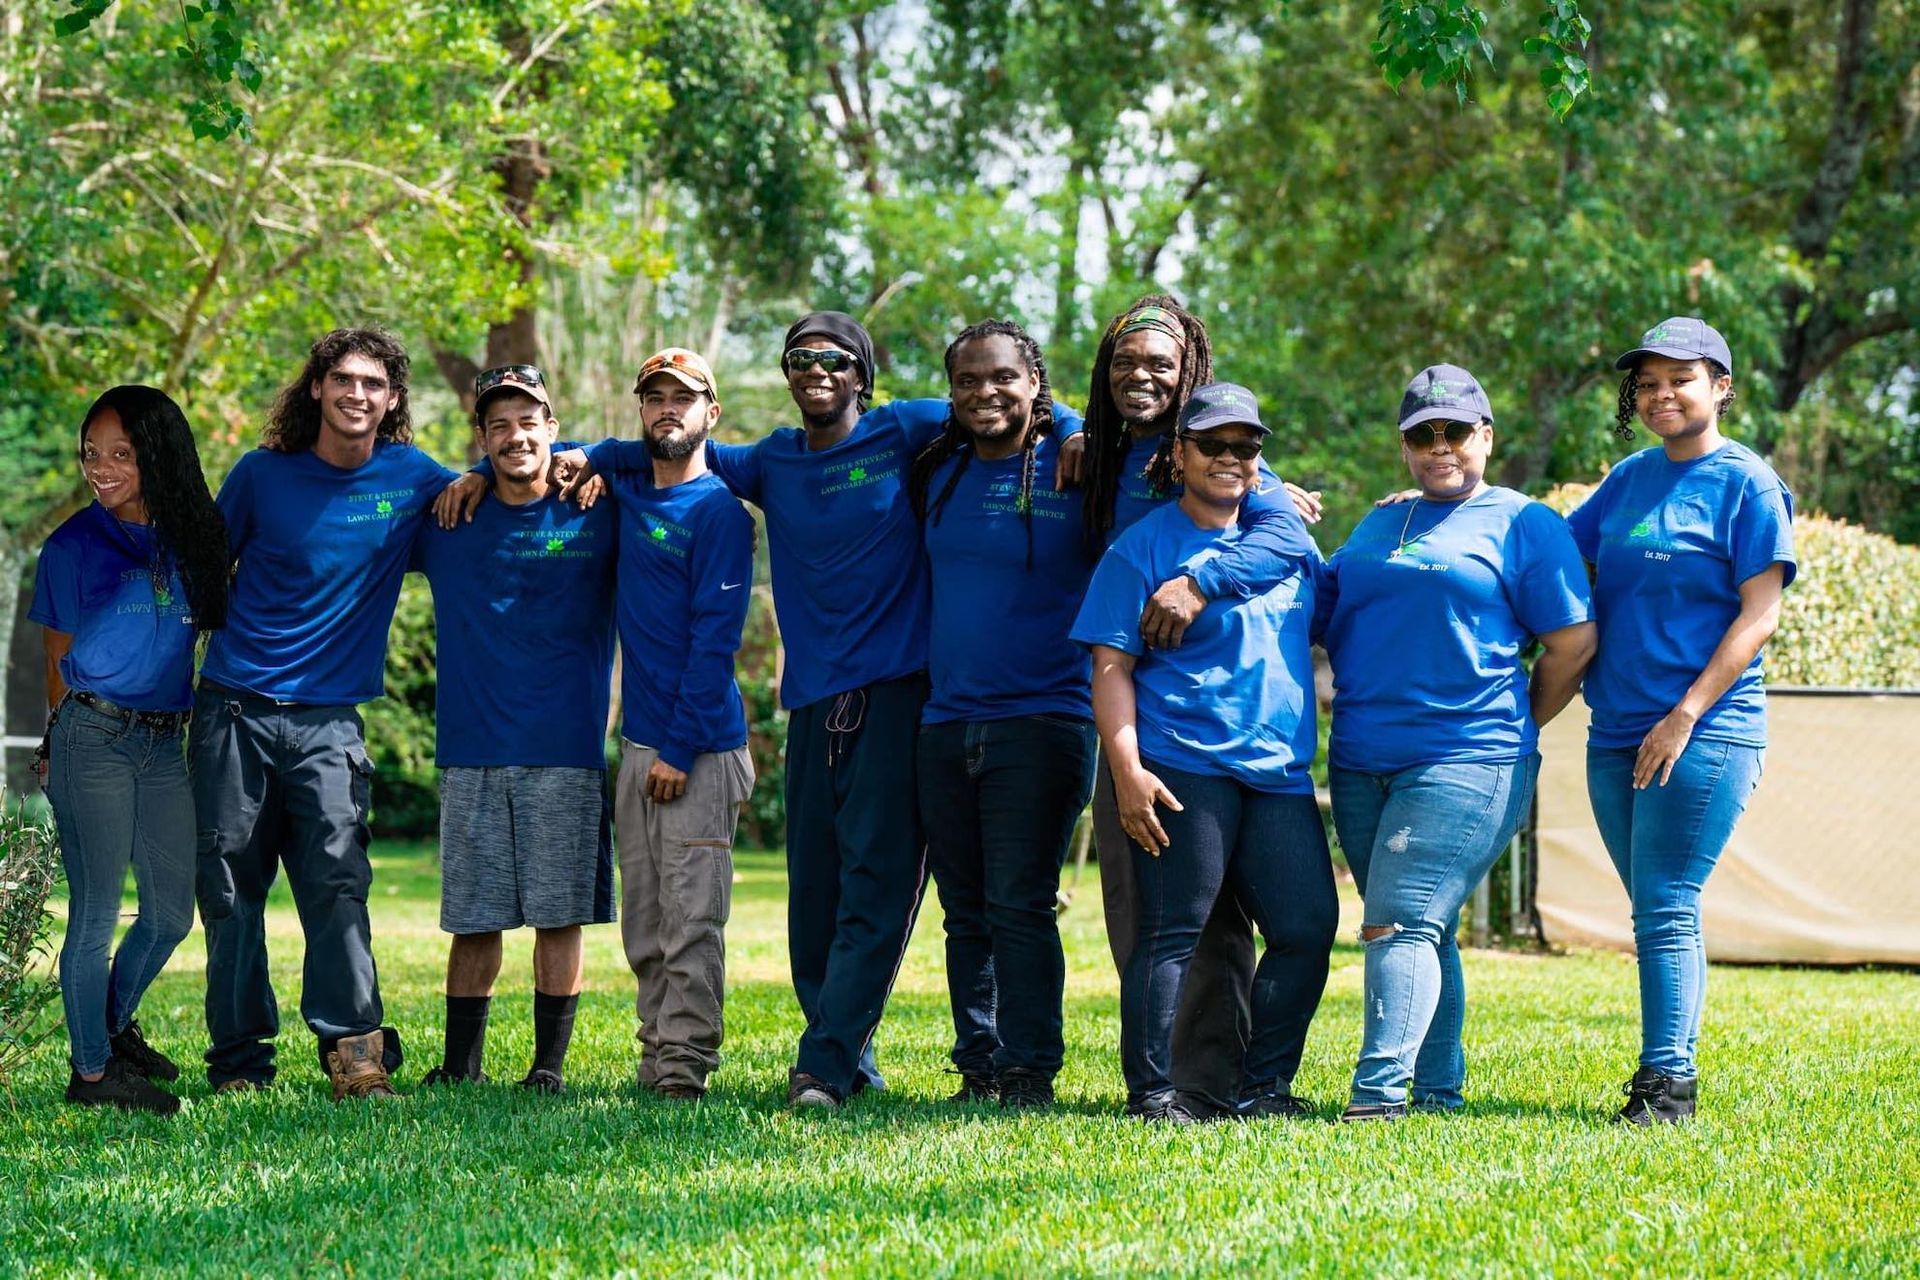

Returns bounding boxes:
[1398,364,1493,431]
[635,347,718,398]
[1177,382,1269,436]
[1613,317,1733,374]
[473,364,552,421]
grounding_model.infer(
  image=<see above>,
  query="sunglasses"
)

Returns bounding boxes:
[1402,420,1480,450]
[1180,434,1263,462]
[475,363,546,396]
[783,347,859,374]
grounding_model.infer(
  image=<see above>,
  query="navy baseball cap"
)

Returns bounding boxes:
[1614,317,1733,374]
[1177,382,1269,436]
[1398,364,1493,431]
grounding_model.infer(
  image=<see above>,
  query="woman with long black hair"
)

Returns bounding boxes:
[32,385,228,1114]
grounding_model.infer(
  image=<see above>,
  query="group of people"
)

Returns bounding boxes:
[38,297,1792,1129]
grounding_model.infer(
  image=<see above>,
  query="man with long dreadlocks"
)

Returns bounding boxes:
[557,311,1084,1110]
[907,319,1098,1109]
[1079,294,1320,1119]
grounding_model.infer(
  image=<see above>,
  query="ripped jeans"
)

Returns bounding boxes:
[1329,755,1538,1109]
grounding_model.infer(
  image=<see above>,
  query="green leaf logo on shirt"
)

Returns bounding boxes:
[650,525,668,541]
[848,466,867,483]
[1630,519,1654,539]
[376,499,393,515]
[545,537,565,553]
[153,583,173,607]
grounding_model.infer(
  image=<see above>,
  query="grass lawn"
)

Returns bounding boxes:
[3,841,1917,1277]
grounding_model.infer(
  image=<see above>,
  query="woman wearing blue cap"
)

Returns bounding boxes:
[1071,382,1335,1123]
[1567,318,1794,1124]
[1319,364,1595,1121]
[31,385,229,1114]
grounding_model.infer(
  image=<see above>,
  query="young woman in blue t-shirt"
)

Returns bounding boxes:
[1070,383,1334,1124]
[31,386,228,1114]
[1319,365,1595,1122]
[1566,318,1795,1125]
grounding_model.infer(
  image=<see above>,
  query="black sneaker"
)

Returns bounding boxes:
[1339,1101,1409,1123]
[997,1070,1055,1109]
[420,1064,488,1086]
[1134,1095,1204,1125]
[1614,1066,1696,1126]
[108,1020,180,1083]
[1238,1089,1318,1120]
[787,1070,841,1110]
[946,1071,997,1104]
[519,1068,566,1095]
[66,1059,181,1115]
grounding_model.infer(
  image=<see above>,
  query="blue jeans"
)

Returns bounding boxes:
[918,714,1097,1081]
[1588,739,1764,1077]
[1329,756,1538,1108]
[1120,762,1337,1109]
[47,697,197,1076]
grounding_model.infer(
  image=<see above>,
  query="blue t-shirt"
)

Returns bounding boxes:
[1566,442,1796,749]
[411,493,616,768]
[922,433,1096,724]
[609,470,756,770]
[1106,428,1317,599]
[1070,501,1318,793]
[30,503,198,712]
[589,398,1084,711]
[203,444,458,704]
[1320,488,1592,772]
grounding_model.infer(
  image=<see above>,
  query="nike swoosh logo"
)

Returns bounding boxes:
[720,581,742,590]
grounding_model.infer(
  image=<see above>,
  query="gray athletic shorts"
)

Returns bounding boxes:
[439,765,615,933]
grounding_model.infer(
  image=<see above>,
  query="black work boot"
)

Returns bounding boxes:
[1614,1065,1697,1126]
[997,1068,1055,1109]
[945,1070,997,1104]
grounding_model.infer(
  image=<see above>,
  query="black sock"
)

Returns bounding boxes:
[444,995,491,1079]
[531,991,578,1078]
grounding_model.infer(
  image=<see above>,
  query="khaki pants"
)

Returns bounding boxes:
[616,741,754,1092]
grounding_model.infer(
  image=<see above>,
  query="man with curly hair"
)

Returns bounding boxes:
[192,328,484,1100]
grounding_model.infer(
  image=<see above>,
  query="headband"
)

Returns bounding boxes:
[1106,305,1189,348]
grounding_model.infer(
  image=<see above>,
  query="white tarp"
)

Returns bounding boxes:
[1535,694,1920,966]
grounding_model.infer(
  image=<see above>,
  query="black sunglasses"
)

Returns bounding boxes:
[1402,420,1480,450]
[1180,433,1263,462]
[475,363,545,396]
[783,347,859,374]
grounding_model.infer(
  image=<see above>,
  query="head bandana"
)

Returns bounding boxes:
[782,310,876,400]
[1105,304,1188,349]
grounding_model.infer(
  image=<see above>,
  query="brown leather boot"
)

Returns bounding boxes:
[326,1030,402,1101]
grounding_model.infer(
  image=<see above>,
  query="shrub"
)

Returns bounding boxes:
[0,801,62,1087]
[1541,481,1920,689]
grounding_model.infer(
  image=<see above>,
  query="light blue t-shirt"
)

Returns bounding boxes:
[1320,487,1592,772]
[922,433,1095,724]
[30,503,198,712]
[1565,442,1796,749]
[1071,501,1317,793]
[411,492,617,769]
[203,444,458,704]
[607,470,756,770]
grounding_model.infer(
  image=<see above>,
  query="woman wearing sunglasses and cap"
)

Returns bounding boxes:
[1566,319,1794,1125]
[1071,382,1335,1124]
[1318,365,1595,1122]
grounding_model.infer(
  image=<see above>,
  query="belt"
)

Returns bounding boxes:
[70,690,191,732]
[197,679,322,710]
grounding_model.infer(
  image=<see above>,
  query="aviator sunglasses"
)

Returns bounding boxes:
[1180,433,1263,462]
[783,347,860,374]
[1401,420,1480,450]
[474,363,546,396]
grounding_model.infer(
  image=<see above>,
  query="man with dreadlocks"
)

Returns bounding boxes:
[192,328,487,1100]
[907,319,1097,1109]
[1079,294,1320,1120]
[558,311,1084,1110]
